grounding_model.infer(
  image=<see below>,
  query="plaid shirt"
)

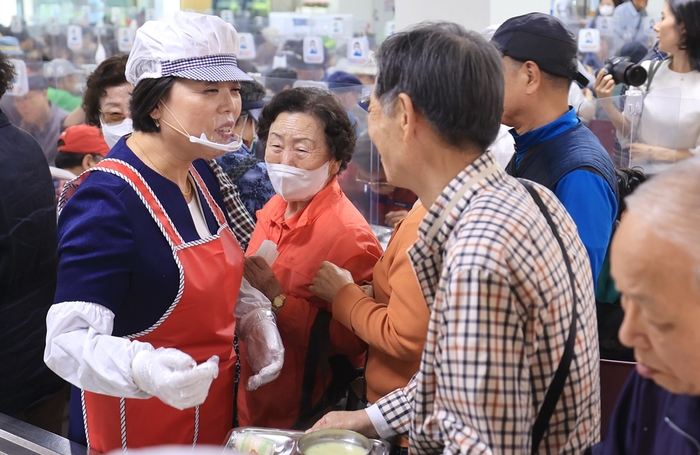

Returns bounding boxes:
[208,159,256,250]
[375,151,600,454]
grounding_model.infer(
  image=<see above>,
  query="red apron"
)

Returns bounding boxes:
[77,159,242,452]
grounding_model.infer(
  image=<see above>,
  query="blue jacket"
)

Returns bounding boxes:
[591,370,700,455]
[507,108,618,287]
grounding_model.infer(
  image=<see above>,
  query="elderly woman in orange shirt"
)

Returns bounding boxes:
[240,87,382,429]
[310,190,429,455]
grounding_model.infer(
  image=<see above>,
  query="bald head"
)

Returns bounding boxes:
[611,157,700,396]
[625,156,700,270]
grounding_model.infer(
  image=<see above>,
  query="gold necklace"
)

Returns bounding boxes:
[131,135,192,197]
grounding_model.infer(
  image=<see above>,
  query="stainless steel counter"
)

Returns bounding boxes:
[0,413,99,455]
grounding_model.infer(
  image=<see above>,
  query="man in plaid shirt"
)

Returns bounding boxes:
[312,22,600,454]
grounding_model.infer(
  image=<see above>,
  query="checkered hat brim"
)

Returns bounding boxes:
[161,55,253,82]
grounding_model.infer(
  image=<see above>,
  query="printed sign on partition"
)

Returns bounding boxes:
[578,28,600,53]
[80,6,91,23]
[385,21,396,38]
[111,7,123,26]
[331,19,344,38]
[118,27,134,52]
[303,36,324,64]
[47,17,60,37]
[67,25,83,50]
[598,16,612,33]
[10,15,22,34]
[220,9,234,25]
[238,33,256,60]
[347,37,369,65]
[9,59,28,97]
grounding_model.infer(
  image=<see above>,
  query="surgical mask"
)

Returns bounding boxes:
[159,102,243,153]
[266,161,332,202]
[101,118,133,149]
[599,4,614,15]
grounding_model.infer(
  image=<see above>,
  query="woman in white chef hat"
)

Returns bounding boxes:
[45,12,284,452]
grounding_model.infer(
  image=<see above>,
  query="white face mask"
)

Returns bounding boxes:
[266,161,332,202]
[159,102,243,153]
[101,118,133,149]
[599,4,614,16]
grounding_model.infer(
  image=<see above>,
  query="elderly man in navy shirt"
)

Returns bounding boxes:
[590,157,700,455]
[492,13,618,288]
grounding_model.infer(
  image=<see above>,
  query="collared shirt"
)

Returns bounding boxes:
[207,159,256,250]
[239,177,382,428]
[19,102,68,166]
[511,108,580,165]
[613,1,650,45]
[372,151,600,454]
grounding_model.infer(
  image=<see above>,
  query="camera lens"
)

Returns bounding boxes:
[624,65,647,87]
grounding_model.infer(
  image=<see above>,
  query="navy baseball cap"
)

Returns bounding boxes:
[326,71,362,89]
[491,13,589,87]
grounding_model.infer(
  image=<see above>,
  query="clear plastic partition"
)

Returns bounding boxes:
[578,89,686,175]
[322,82,415,239]
[2,2,389,101]
[568,2,661,75]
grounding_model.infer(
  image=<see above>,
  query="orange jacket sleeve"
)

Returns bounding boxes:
[332,206,429,360]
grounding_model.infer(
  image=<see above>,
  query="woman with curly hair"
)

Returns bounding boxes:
[239,87,382,429]
[81,53,131,148]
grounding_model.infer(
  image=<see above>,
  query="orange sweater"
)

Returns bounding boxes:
[332,205,429,403]
[239,177,382,428]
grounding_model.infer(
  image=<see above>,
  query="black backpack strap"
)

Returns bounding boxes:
[292,310,332,430]
[645,58,669,92]
[520,181,579,455]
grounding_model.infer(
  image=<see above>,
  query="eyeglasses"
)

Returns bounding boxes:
[100,111,129,125]
[357,95,371,112]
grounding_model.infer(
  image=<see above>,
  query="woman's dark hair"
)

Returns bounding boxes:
[130,76,177,132]
[669,0,700,71]
[0,51,15,97]
[257,87,356,172]
[83,54,129,127]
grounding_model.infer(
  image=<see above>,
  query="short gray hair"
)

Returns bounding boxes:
[374,21,504,151]
[626,157,700,277]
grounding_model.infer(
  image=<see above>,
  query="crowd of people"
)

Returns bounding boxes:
[1,1,700,454]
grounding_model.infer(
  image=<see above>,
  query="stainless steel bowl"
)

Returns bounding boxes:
[297,429,372,455]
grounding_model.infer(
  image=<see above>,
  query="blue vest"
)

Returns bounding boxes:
[507,123,619,199]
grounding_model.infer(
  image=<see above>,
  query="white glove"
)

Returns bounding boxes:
[238,308,285,391]
[132,347,219,410]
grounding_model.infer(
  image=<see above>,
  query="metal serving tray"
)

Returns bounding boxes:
[223,427,390,455]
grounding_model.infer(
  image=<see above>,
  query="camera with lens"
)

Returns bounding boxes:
[602,56,648,87]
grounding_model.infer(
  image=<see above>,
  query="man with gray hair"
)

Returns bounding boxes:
[311,21,600,454]
[590,157,700,454]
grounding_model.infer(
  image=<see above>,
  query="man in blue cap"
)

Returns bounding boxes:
[491,12,618,291]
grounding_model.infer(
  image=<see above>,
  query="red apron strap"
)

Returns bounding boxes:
[89,159,184,247]
[189,164,228,228]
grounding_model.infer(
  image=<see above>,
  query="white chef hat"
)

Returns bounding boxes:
[125,11,253,86]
